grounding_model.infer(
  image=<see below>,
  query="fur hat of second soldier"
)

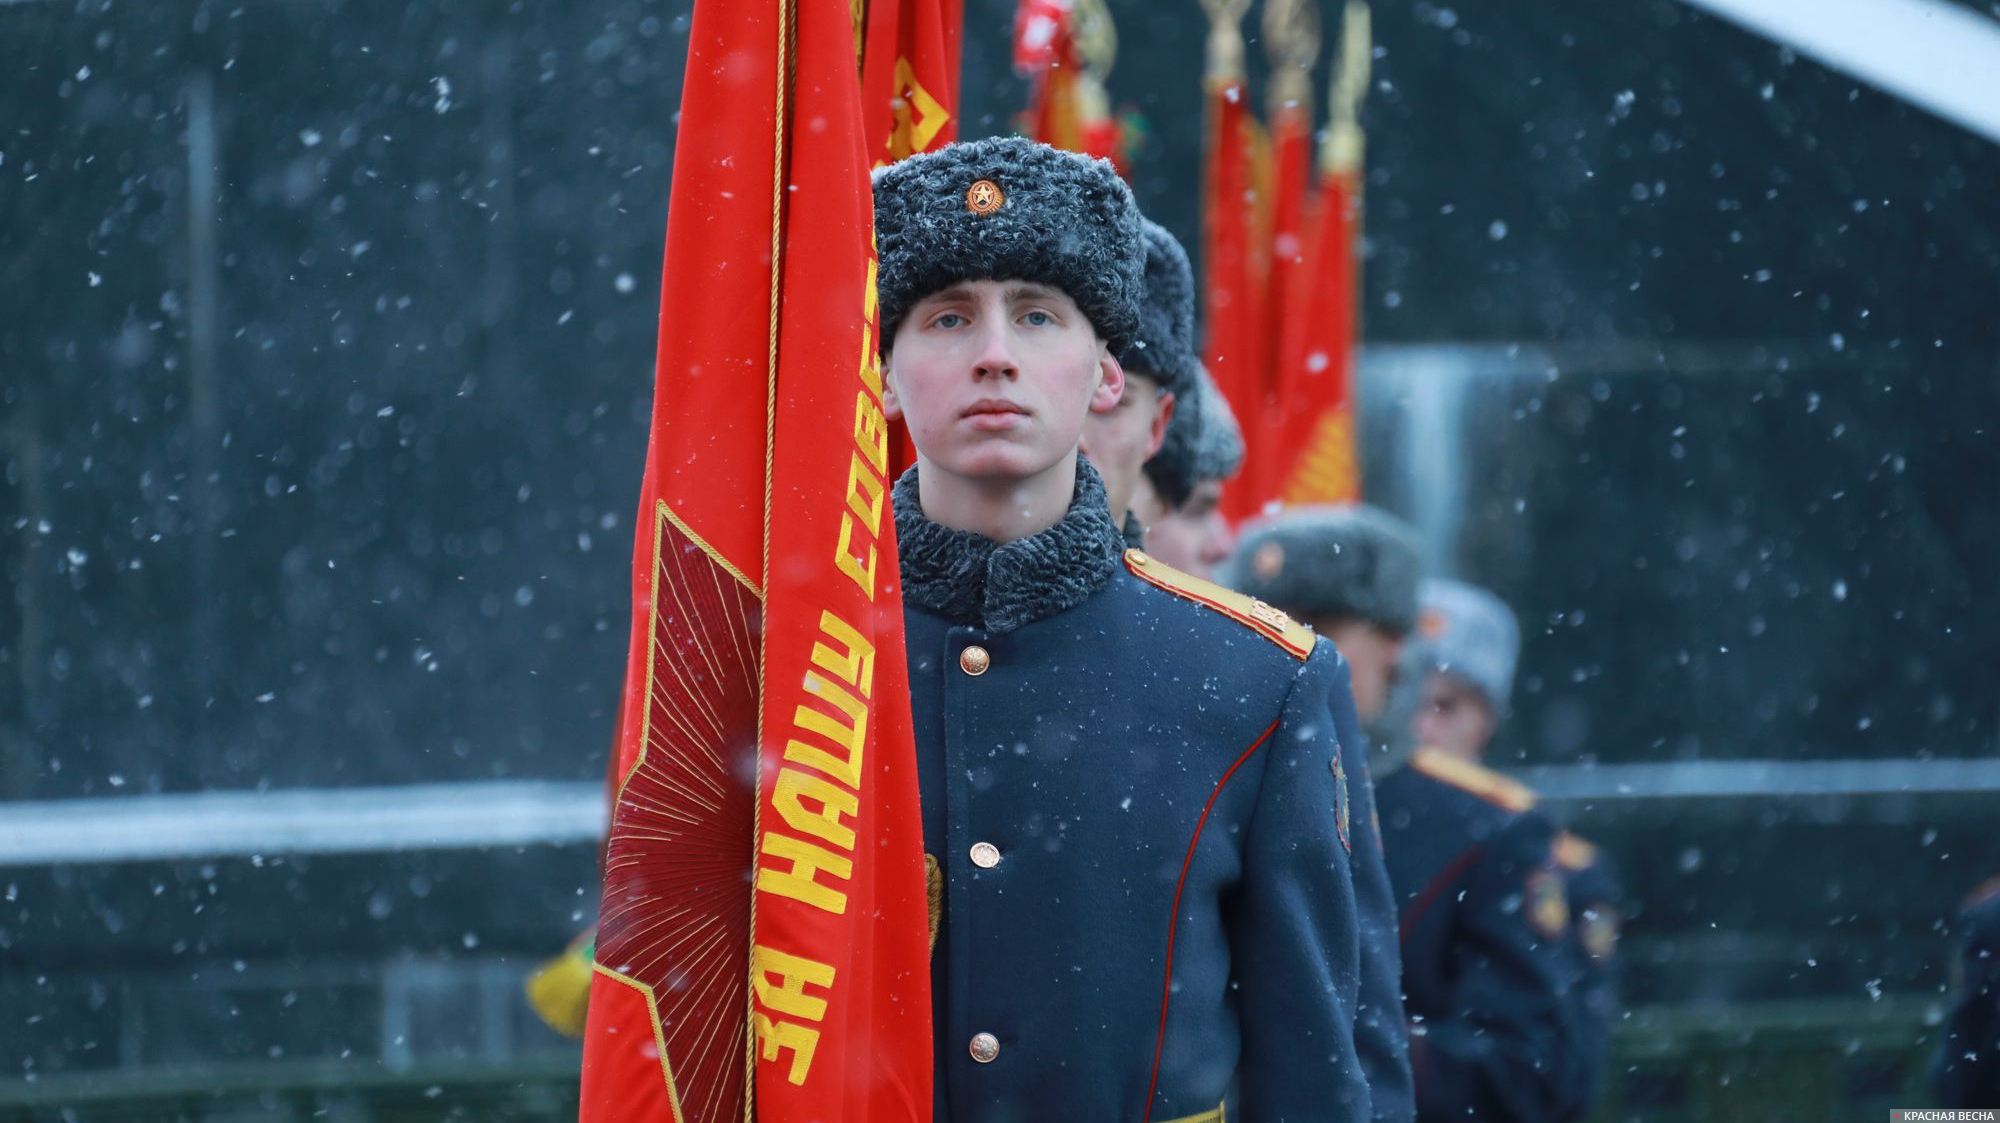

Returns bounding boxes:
[1144,364,1244,509]
[872,136,1145,354]
[1218,504,1422,635]
[1114,221,1199,401]
[1417,579,1521,713]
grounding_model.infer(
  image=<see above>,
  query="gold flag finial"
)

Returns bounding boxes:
[1199,0,1252,83]
[1263,0,1323,113]
[1322,1,1373,175]
[1074,0,1119,130]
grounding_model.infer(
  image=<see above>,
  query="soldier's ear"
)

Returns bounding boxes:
[1088,346,1126,415]
[1146,390,1177,459]
[881,358,904,421]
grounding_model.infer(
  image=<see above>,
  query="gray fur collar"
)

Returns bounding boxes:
[892,457,1124,634]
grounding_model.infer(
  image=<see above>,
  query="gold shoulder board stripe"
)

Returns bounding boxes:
[1408,747,1538,813]
[1123,548,1315,661]
[1554,831,1599,872]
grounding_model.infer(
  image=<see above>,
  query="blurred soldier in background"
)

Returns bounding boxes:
[1221,505,1423,1122]
[1131,366,1244,578]
[1932,876,2000,1107]
[1382,578,1598,1122]
[1223,506,1421,726]
[1080,219,1197,539]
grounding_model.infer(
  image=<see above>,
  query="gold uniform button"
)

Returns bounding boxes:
[959,645,991,676]
[968,1032,1000,1063]
[1128,549,1151,565]
[969,842,1001,869]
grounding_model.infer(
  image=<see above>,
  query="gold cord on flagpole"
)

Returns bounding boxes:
[1322,1,1372,176]
[1263,0,1322,117]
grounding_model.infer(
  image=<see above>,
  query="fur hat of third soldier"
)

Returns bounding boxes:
[1144,364,1244,510]
[1417,578,1522,716]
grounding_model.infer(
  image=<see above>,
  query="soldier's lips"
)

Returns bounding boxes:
[960,400,1030,431]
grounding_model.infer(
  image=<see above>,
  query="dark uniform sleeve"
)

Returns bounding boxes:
[1328,694,1416,1123]
[1932,891,2000,1107]
[1563,856,1623,1121]
[1231,643,1371,1123]
[1410,814,1587,1123]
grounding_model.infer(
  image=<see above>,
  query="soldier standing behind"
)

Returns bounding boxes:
[874,135,1369,1122]
[1386,578,1597,1123]
[1220,506,1426,1123]
[1080,219,1197,539]
[1133,366,1243,579]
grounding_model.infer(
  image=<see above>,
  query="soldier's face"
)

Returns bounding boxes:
[1317,619,1405,724]
[1142,479,1234,579]
[1079,372,1174,521]
[884,280,1123,486]
[1413,672,1497,759]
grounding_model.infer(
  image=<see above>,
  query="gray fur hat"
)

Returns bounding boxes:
[1217,504,1422,635]
[1114,221,1198,401]
[1417,579,1521,713]
[872,136,1145,354]
[1144,364,1244,509]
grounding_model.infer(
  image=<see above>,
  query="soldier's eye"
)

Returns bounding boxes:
[932,313,967,329]
[1022,310,1054,327]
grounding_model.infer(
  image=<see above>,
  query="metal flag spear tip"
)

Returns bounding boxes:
[1263,0,1323,115]
[1323,1,1373,176]
[1199,0,1251,84]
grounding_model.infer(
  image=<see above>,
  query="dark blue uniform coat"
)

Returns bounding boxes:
[1554,832,1621,1119]
[1376,749,1586,1123]
[1346,749,1417,1123]
[895,463,1369,1123]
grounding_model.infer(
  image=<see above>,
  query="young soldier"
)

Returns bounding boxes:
[874,136,1369,1122]
[1412,579,1622,1121]
[1133,366,1242,578]
[1079,219,1197,534]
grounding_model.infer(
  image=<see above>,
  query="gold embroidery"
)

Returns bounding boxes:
[924,853,943,955]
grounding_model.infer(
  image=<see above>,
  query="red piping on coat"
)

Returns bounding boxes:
[1142,719,1281,1122]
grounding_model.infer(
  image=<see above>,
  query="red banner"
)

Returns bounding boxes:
[582,1,932,1119]
[1204,75,1260,521]
[1248,99,1313,507]
[1016,0,1083,151]
[1275,165,1362,505]
[862,0,963,166]
[861,0,963,480]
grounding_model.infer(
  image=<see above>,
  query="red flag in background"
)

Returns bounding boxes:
[1017,0,1133,172]
[862,0,964,481]
[862,0,963,166]
[1016,0,1084,151]
[1200,0,1261,521]
[1248,0,1321,511]
[1277,2,1371,506]
[583,0,933,1119]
